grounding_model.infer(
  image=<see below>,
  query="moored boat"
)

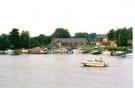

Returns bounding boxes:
[121,49,133,57]
[102,51,111,55]
[91,50,101,55]
[5,49,14,55]
[110,51,124,56]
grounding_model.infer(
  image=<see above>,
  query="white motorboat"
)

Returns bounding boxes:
[81,58,108,67]
[5,49,14,55]
[102,51,111,55]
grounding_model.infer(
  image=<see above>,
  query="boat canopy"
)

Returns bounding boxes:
[127,49,133,53]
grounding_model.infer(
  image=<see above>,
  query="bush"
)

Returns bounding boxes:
[13,50,21,55]
[107,46,128,51]
[82,49,91,54]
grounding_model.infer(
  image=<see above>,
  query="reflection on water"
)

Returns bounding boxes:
[0,54,132,88]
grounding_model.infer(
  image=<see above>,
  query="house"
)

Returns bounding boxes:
[51,38,88,48]
[110,41,117,47]
[101,38,110,46]
[101,38,117,47]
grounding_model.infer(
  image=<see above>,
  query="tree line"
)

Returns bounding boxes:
[0,27,133,50]
[0,28,52,50]
[107,27,133,46]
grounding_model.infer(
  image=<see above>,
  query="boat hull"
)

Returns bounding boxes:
[81,61,107,67]
[121,53,133,57]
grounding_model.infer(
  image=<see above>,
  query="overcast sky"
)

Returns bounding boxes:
[0,0,134,36]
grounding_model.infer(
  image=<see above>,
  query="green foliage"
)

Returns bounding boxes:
[20,30,30,48]
[89,33,96,41]
[75,32,105,44]
[96,34,105,41]
[107,27,133,46]
[46,44,51,48]
[75,32,90,44]
[82,49,91,54]
[13,49,21,55]
[75,32,88,38]
[30,37,39,48]
[37,34,52,47]
[37,34,46,47]
[127,27,133,40]
[107,29,115,40]
[1,28,52,49]
[45,36,52,46]
[52,28,71,38]
[0,34,9,50]
[9,28,20,49]
[107,46,128,51]
[0,27,133,50]
[29,35,51,48]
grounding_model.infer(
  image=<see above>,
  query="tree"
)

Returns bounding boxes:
[45,36,52,45]
[75,32,90,43]
[75,32,89,38]
[107,27,133,46]
[96,34,105,41]
[52,28,71,38]
[0,34,9,50]
[0,35,3,50]
[127,27,133,40]
[30,37,39,48]
[107,29,115,40]
[118,27,128,46]
[9,28,20,49]
[37,34,52,47]
[37,34,46,47]
[89,33,97,42]
[20,30,30,48]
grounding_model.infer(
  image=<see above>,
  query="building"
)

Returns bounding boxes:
[51,38,88,48]
[102,38,110,46]
[101,38,117,47]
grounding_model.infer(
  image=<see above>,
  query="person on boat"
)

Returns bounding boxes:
[99,57,103,62]
[100,57,102,59]
[95,57,103,62]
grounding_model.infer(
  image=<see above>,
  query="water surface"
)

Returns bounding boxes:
[0,54,133,88]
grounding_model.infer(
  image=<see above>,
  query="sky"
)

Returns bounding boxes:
[0,0,134,36]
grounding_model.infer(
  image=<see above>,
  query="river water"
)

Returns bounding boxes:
[0,54,133,88]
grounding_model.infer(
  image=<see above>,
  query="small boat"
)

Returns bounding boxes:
[102,51,111,55]
[5,49,14,55]
[111,51,124,56]
[91,50,101,55]
[81,58,108,67]
[121,49,133,57]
